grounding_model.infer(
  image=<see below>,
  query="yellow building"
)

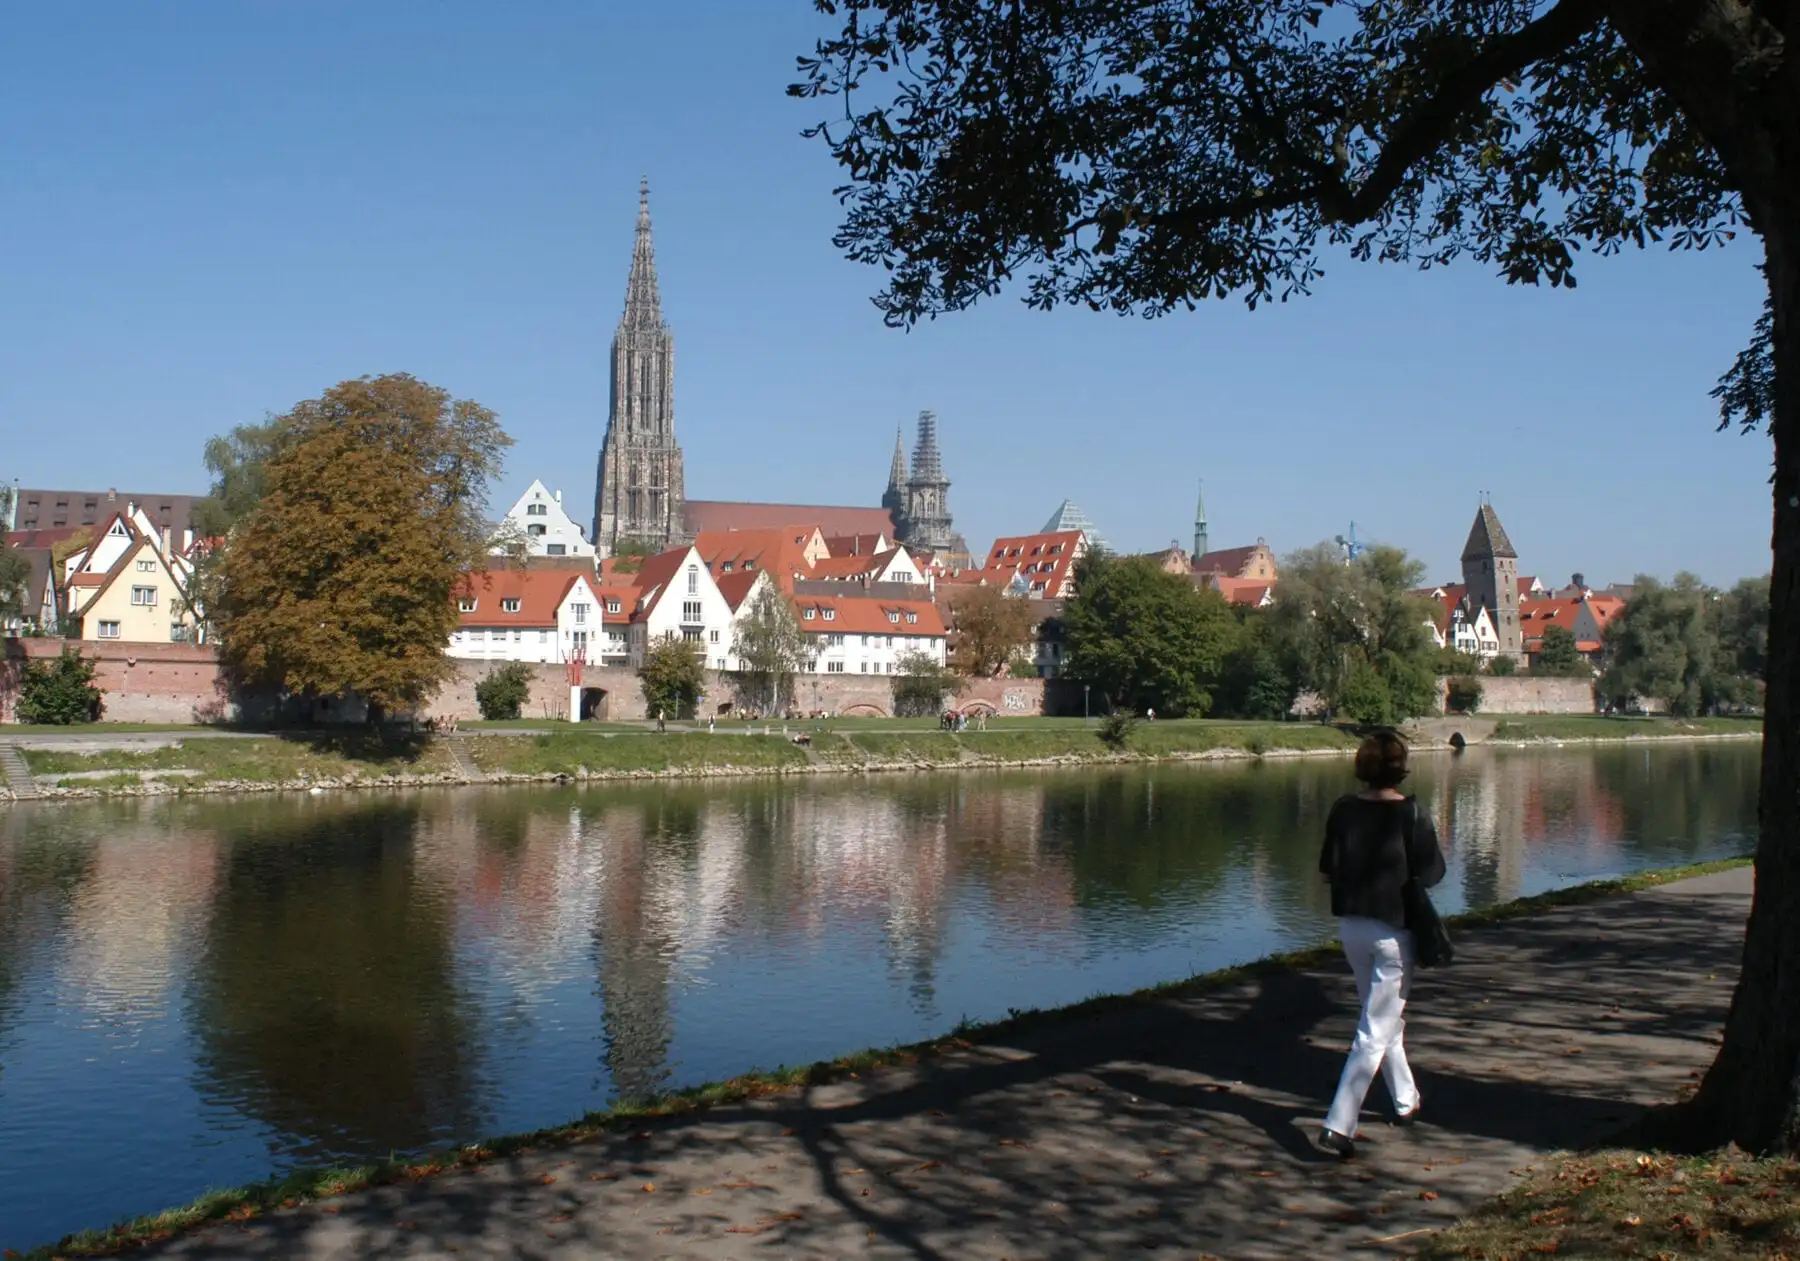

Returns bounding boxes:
[69,537,199,643]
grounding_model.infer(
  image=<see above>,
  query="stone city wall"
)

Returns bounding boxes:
[0,640,1048,724]
[1442,675,1597,715]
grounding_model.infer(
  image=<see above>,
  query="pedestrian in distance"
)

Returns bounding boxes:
[1315,731,1446,1158]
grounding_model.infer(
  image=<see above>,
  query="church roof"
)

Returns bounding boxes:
[1462,503,1518,561]
[1039,500,1107,551]
[682,500,896,539]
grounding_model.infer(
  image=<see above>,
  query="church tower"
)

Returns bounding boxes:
[1461,499,1523,661]
[898,410,954,553]
[881,427,909,528]
[1193,479,1209,560]
[593,180,686,555]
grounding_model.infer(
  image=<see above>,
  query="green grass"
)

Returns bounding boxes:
[469,731,812,776]
[1488,714,1762,742]
[0,721,237,734]
[1422,1150,1800,1259]
[21,854,1750,1260]
[19,731,453,788]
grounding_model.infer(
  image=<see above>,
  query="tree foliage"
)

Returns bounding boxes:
[1533,624,1592,677]
[196,416,297,538]
[211,375,510,719]
[1446,676,1484,714]
[1062,551,1235,716]
[949,584,1040,676]
[732,582,808,712]
[15,649,103,724]
[474,661,535,722]
[1270,543,1440,722]
[792,0,1800,1153]
[891,648,955,717]
[1213,606,1298,721]
[0,487,30,626]
[638,634,706,721]
[1600,574,1756,717]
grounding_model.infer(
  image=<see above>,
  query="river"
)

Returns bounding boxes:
[0,740,1758,1249]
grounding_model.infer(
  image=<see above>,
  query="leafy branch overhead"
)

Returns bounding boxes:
[792,0,1743,326]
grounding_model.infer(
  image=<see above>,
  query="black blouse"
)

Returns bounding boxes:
[1318,794,1447,929]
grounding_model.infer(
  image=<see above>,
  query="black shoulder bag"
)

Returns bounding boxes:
[1402,798,1454,968]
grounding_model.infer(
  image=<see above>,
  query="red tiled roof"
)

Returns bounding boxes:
[628,547,700,622]
[6,526,91,551]
[453,570,590,627]
[714,570,763,612]
[808,553,891,581]
[794,594,946,637]
[68,572,108,588]
[821,533,890,557]
[683,500,896,539]
[1193,543,1270,577]
[694,529,816,588]
[1210,577,1272,606]
[595,584,641,618]
[983,530,1084,599]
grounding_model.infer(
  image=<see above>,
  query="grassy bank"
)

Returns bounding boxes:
[17,731,455,790]
[18,855,1751,1260]
[1486,714,1762,742]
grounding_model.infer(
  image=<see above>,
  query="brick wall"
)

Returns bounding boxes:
[1440,675,1596,715]
[1,639,1048,724]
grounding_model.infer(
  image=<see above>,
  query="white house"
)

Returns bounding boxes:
[449,569,604,663]
[491,479,596,559]
[625,545,738,668]
[794,593,948,675]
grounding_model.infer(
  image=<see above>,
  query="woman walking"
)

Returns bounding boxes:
[1316,732,1446,1157]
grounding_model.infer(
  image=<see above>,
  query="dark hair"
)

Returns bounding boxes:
[1353,731,1410,789]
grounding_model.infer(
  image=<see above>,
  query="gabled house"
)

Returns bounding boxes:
[694,527,827,591]
[1415,584,1501,660]
[1519,594,1623,667]
[793,593,947,674]
[1192,539,1278,582]
[449,569,605,663]
[626,545,737,667]
[68,536,200,643]
[980,530,1087,599]
[1204,575,1275,608]
[491,479,596,559]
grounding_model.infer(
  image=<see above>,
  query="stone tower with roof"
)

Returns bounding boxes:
[891,410,955,553]
[1193,479,1209,560]
[593,180,686,556]
[1462,499,1523,661]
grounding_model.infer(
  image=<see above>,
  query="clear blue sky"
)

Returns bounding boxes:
[0,2,1773,587]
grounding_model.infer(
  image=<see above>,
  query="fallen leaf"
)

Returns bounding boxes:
[588,1173,619,1182]
[641,1183,656,1192]
[1621,1214,1643,1227]
[691,1188,714,1197]
[1253,1171,1277,1179]
[536,1175,557,1186]
[548,1214,571,1224]
[860,1188,872,1197]
[724,1226,764,1235]
[1419,1191,1439,1201]
[757,1212,805,1225]
[780,1128,797,1136]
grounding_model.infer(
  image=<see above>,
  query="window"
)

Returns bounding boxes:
[716,658,727,669]
[682,627,702,641]
[137,559,156,572]
[681,600,703,624]
[827,660,845,673]
[822,608,836,621]
[709,629,720,644]
[860,662,868,673]
[804,608,816,620]
[745,560,756,570]
[459,598,477,612]
[501,597,521,613]
[826,633,845,647]
[547,544,566,556]
[888,611,900,623]
[573,604,587,624]
[905,612,918,624]
[528,523,546,537]
[131,585,157,606]
[606,599,622,615]
[98,620,120,638]
[1049,544,1063,554]
[526,503,547,516]
[572,630,588,651]
[687,566,699,594]
[170,623,190,642]
[488,629,501,641]
[539,630,549,643]
[721,561,735,572]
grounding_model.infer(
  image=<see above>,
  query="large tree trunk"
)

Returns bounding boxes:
[1682,228,1800,1153]
[1607,0,1800,1154]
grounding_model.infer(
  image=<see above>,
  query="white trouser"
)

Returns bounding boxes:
[1324,915,1420,1138]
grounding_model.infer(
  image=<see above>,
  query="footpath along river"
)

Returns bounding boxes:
[0,740,1759,1251]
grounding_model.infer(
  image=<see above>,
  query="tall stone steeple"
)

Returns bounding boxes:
[881,427,909,526]
[1193,479,1209,560]
[898,410,954,553]
[1461,498,1523,662]
[594,179,686,555]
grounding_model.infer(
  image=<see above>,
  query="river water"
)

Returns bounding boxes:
[0,741,1759,1248]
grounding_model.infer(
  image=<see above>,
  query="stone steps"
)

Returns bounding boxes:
[0,743,40,800]
[443,737,483,780]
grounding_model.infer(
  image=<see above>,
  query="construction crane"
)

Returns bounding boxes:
[1334,521,1368,562]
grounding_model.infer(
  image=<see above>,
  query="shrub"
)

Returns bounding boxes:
[474,661,535,721]
[15,649,104,725]
[1487,654,1518,677]
[892,651,955,717]
[1097,711,1137,750]
[1446,676,1484,714]
[1335,661,1393,726]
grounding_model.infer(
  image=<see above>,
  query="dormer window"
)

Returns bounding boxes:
[888,611,900,623]
[804,608,816,620]
[606,599,622,615]
[501,598,521,613]
[1049,544,1063,554]
[721,561,734,572]
[905,612,918,624]
[822,608,836,621]
[458,598,477,612]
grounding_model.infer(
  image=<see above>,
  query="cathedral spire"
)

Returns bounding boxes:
[622,177,663,329]
[887,426,909,490]
[1193,478,1209,559]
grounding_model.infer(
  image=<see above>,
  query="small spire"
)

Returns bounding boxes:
[1194,477,1207,525]
[887,426,909,489]
[622,179,662,329]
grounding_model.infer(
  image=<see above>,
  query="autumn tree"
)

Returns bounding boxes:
[638,634,706,721]
[794,0,1800,1150]
[731,582,808,712]
[948,584,1040,676]
[211,375,510,721]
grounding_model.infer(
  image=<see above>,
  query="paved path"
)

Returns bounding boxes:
[133,868,1752,1260]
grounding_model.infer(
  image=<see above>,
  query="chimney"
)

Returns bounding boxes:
[554,489,562,504]
[183,528,194,551]
[161,525,173,557]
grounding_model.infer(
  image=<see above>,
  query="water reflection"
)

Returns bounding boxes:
[0,742,1758,1251]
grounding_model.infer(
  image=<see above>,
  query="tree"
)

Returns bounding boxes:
[0,487,29,627]
[474,661,535,722]
[195,415,297,538]
[1534,624,1592,677]
[1214,606,1298,720]
[1600,575,1728,717]
[211,375,510,721]
[948,585,1039,676]
[15,649,103,724]
[1717,575,1771,688]
[1062,551,1235,716]
[794,0,1800,1151]
[891,649,956,717]
[638,634,705,721]
[1271,544,1441,721]
[1446,677,1485,715]
[732,583,808,713]
[1487,654,1518,677]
